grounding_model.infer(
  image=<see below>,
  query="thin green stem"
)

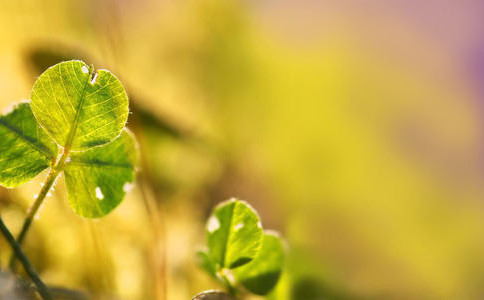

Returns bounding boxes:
[0,214,52,300]
[9,64,92,271]
[218,269,239,297]
[9,147,70,270]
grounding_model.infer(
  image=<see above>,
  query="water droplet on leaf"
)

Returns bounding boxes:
[95,187,104,200]
[207,216,220,233]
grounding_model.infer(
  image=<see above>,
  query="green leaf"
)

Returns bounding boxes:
[234,231,285,295]
[0,102,58,188]
[30,60,129,151]
[63,129,137,218]
[196,249,217,279]
[207,198,263,269]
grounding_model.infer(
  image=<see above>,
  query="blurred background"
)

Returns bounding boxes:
[1,0,484,299]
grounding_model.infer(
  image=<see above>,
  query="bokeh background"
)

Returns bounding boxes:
[1,0,484,299]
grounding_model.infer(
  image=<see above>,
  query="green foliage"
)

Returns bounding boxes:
[197,250,218,279]
[0,102,58,188]
[30,60,129,151]
[207,198,263,269]
[0,60,137,218]
[197,198,286,298]
[64,129,138,217]
[234,231,285,295]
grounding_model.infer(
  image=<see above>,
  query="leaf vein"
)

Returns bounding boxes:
[0,119,54,160]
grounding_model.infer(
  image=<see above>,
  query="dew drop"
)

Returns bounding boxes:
[95,187,104,200]
[207,216,220,233]
[81,66,89,74]
[53,176,60,186]
[123,182,134,193]
[2,104,15,115]
[234,222,244,231]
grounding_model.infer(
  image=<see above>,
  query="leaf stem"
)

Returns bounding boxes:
[218,269,239,297]
[9,64,93,271]
[9,147,70,270]
[0,214,52,300]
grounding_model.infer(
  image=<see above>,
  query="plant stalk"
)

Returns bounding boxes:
[9,147,70,270]
[9,65,92,271]
[0,214,52,300]
[218,270,239,297]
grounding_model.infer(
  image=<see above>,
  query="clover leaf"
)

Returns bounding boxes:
[64,129,138,217]
[0,59,137,299]
[206,198,263,269]
[234,231,285,295]
[0,102,58,187]
[0,60,137,218]
[197,199,286,298]
[30,60,128,151]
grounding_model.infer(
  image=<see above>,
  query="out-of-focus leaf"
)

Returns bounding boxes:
[197,249,217,279]
[234,231,285,295]
[26,47,80,75]
[30,60,128,150]
[192,290,236,300]
[207,198,263,269]
[64,129,137,218]
[0,102,58,188]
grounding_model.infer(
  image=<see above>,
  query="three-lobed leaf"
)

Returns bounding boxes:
[0,60,137,218]
[64,129,138,218]
[0,102,58,188]
[200,199,286,296]
[30,60,129,150]
[234,231,285,295]
[207,198,263,269]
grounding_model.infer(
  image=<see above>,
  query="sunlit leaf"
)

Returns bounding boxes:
[234,231,285,295]
[207,198,263,269]
[63,129,137,218]
[0,102,58,188]
[30,60,129,151]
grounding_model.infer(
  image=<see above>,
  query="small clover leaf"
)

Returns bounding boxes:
[198,199,286,298]
[0,60,138,297]
[0,102,58,187]
[31,60,129,151]
[64,129,138,218]
[196,249,218,279]
[207,198,263,269]
[0,60,137,219]
[234,231,285,295]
